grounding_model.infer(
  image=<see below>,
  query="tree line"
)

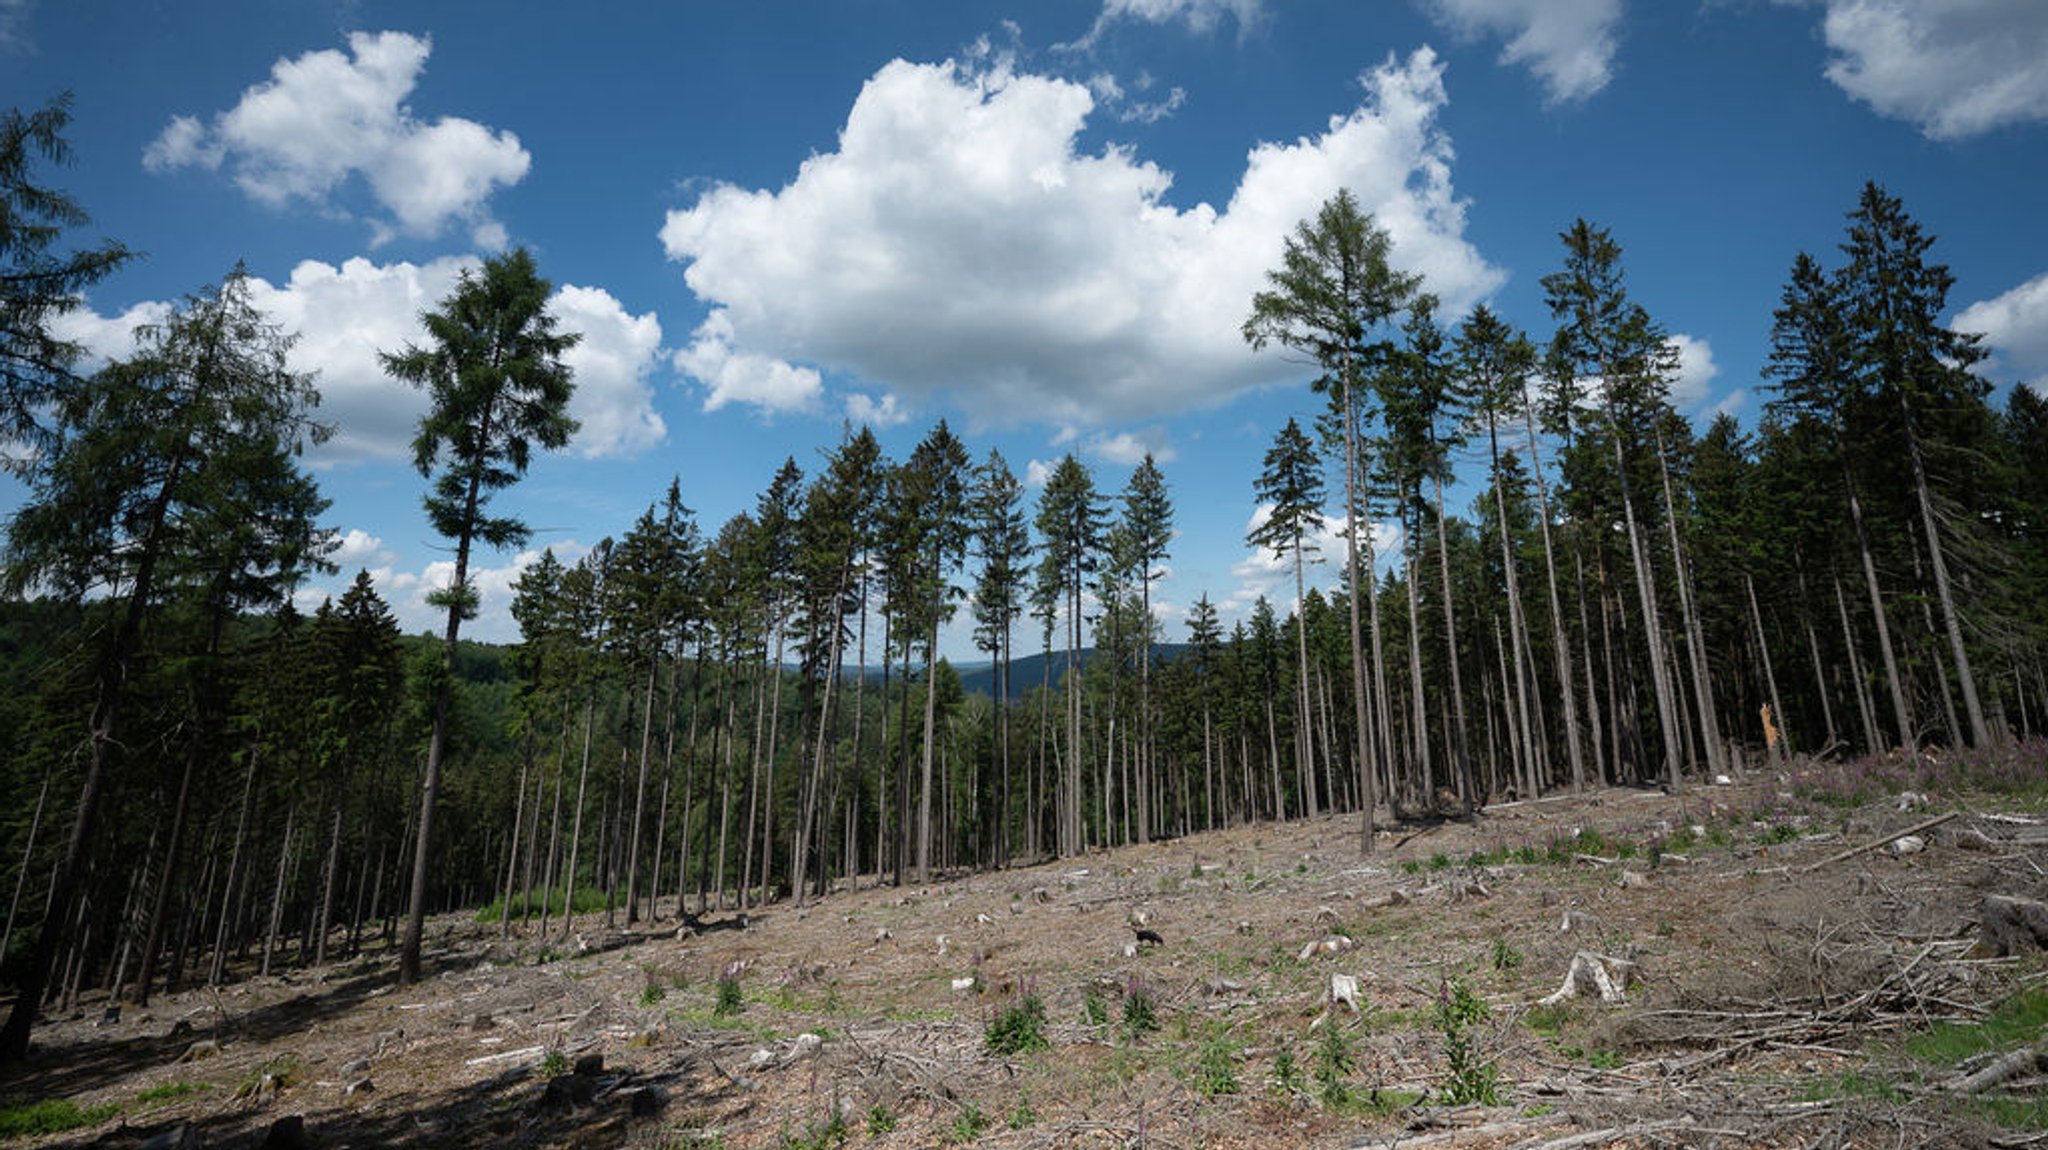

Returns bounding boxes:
[4,95,2045,1058]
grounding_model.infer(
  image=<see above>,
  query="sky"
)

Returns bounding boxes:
[4,0,2046,661]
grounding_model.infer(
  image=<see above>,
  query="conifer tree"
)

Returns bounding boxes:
[1244,190,1422,852]
[381,248,578,985]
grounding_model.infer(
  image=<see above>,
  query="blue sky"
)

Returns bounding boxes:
[4,0,2046,659]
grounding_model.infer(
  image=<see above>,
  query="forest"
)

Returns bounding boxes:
[4,91,2047,1065]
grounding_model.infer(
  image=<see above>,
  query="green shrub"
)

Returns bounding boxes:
[1121,978,1159,1041]
[1436,977,1502,1106]
[984,989,1050,1055]
[1192,1025,1241,1096]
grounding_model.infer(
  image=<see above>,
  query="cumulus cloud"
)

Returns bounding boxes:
[551,285,667,458]
[56,257,666,463]
[1667,333,1719,407]
[1814,0,2048,139]
[48,299,174,366]
[1957,271,2048,391]
[1420,0,1622,104]
[143,31,529,240]
[332,528,395,569]
[661,48,1501,429]
[674,311,824,415]
[299,541,588,640]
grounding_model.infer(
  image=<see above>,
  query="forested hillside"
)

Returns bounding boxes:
[5,94,2047,1070]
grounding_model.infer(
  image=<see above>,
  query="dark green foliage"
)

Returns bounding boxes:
[0,94,134,462]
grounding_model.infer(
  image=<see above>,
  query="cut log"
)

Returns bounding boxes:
[1538,951,1637,1005]
[1980,895,2048,957]
[1943,1040,2048,1094]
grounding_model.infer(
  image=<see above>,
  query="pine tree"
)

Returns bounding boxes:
[1244,190,1422,852]
[1034,454,1106,856]
[1117,455,1172,842]
[1249,417,1325,821]
[1,266,328,1056]
[0,94,133,462]
[381,248,578,985]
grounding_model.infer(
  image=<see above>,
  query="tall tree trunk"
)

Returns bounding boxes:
[1292,544,1318,820]
[1833,573,1882,754]
[1900,395,1989,746]
[1654,431,1725,779]
[1746,573,1789,765]
[625,654,660,924]
[1608,428,1683,790]
[562,690,597,935]
[1839,445,1915,754]
[1432,472,1474,812]
[1338,358,1378,853]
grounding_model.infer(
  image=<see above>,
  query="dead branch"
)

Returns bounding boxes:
[1801,811,1957,872]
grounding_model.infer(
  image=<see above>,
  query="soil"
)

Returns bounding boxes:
[4,772,2044,1149]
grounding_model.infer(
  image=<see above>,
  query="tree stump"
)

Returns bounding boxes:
[1980,895,2048,956]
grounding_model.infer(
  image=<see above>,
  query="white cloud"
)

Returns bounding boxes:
[1087,71,1190,124]
[1957,271,2048,390]
[300,541,588,641]
[1815,0,2048,139]
[1420,0,1622,104]
[674,310,824,415]
[1085,428,1175,465]
[143,31,529,240]
[846,391,911,428]
[1667,332,1719,407]
[1025,458,1057,488]
[1064,0,1265,50]
[660,48,1501,428]
[551,285,667,458]
[48,299,174,365]
[332,528,394,568]
[58,256,666,464]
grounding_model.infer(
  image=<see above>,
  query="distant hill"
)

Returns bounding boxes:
[952,645,1190,701]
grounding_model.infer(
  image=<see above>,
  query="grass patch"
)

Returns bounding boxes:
[135,1080,213,1104]
[473,884,619,922]
[0,1097,120,1137]
[1905,988,2048,1067]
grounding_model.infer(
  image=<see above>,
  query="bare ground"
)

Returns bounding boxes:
[5,772,2046,1150]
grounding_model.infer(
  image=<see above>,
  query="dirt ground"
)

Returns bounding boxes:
[4,768,2045,1150]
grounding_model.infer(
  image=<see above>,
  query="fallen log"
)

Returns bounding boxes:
[1800,811,1957,872]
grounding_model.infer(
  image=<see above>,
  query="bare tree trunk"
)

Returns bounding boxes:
[1291,544,1318,820]
[625,655,659,924]
[1833,573,1882,754]
[1746,572,1789,765]
[1335,365,1378,852]
[1432,473,1475,813]
[1608,428,1683,790]
[1655,431,1725,780]
[562,691,596,935]
[1901,396,1988,745]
